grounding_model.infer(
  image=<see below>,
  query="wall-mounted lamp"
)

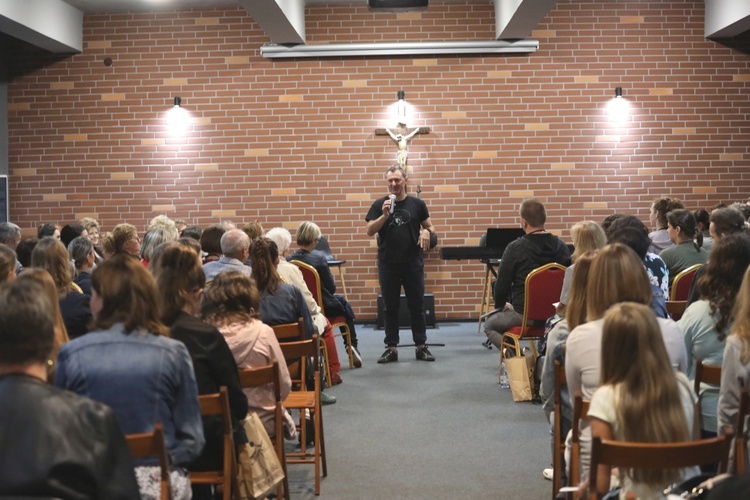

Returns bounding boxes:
[173,96,182,108]
[396,90,407,125]
[615,87,622,98]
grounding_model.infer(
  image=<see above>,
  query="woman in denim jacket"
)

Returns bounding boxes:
[55,254,204,500]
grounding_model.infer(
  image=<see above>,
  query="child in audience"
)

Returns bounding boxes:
[586,302,697,499]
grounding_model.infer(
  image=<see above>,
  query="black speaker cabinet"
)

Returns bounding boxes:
[368,0,428,10]
[376,293,435,329]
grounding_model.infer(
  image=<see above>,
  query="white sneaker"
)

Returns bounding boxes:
[542,468,553,481]
[351,346,363,368]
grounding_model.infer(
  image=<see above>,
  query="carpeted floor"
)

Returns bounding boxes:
[284,322,553,499]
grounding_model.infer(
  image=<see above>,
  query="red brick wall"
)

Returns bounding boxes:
[6,1,750,320]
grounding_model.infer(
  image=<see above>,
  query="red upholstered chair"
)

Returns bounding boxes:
[500,262,566,359]
[669,263,703,301]
[289,259,355,369]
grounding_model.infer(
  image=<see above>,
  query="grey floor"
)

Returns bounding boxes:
[284,322,553,499]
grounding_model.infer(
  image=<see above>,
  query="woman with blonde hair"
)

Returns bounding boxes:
[719,265,750,473]
[587,302,697,498]
[31,237,91,339]
[55,254,203,499]
[565,243,687,481]
[202,270,297,439]
[557,221,606,316]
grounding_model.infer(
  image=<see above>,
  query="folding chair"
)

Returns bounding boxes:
[588,434,731,499]
[569,391,590,490]
[191,387,238,500]
[126,424,172,500]
[670,264,703,301]
[666,300,687,321]
[552,360,567,500]
[280,335,327,495]
[734,388,750,474]
[500,262,566,360]
[238,360,290,500]
[290,259,355,370]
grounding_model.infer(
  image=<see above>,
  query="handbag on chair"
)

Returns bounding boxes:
[237,413,285,500]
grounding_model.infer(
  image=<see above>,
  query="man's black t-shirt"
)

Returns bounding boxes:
[366,195,429,264]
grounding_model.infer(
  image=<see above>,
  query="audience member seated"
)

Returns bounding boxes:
[648,196,684,254]
[68,236,95,296]
[0,222,23,255]
[585,302,698,499]
[111,223,142,257]
[288,221,363,366]
[0,244,17,283]
[539,250,597,481]
[681,233,750,438]
[55,255,204,500]
[557,221,606,317]
[687,206,749,305]
[565,244,687,481]
[15,237,37,271]
[16,268,70,373]
[140,226,177,267]
[80,216,104,261]
[181,225,203,241]
[660,209,709,286]
[719,266,750,474]
[607,215,670,300]
[694,209,714,252]
[267,226,344,382]
[101,231,116,259]
[0,278,140,498]
[202,270,297,439]
[31,237,91,339]
[149,214,180,241]
[151,242,248,500]
[60,223,87,249]
[200,224,225,264]
[37,222,60,240]
[484,199,571,348]
[203,228,252,282]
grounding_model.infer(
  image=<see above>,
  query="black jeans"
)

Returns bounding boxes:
[378,258,427,347]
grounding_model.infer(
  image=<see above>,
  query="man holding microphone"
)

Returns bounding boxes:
[366,166,437,363]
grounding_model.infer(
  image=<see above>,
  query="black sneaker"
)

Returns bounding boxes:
[416,346,435,362]
[482,339,493,350]
[377,349,398,364]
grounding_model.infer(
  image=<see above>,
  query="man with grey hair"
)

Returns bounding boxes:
[0,222,24,274]
[202,228,252,282]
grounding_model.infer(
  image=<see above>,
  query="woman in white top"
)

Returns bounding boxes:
[565,244,687,480]
[587,302,697,500]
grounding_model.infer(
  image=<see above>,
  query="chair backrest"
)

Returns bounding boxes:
[271,319,305,342]
[521,263,566,329]
[735,388,750,474]
[588,434,731,500]
[126,424,172,500]
[666,300,687,321]
[569,391,590,486]
[552,360,567,499]
[289,260,326,314]
[693,358,722,396]
[196,386,237,500]
[670,264,703,301]
[279,335,319,390]
[238,360,283,435]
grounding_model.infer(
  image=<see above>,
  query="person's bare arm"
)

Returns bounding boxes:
[590,417,615,497]
[419,218,435,251]
[367,198,392,237]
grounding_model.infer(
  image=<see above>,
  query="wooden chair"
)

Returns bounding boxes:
[500,263,566,359]
[669,263,703,301]
[552,360,567,500]
[238,360,290,500]
[290,259,355,370]
[569,391,590,489]
[693,358,722,440]
[280,335,327,495]
[734,388,750,474]
[666,300,687,321]
[191,387,238,500]
[126,424,172,500]
[588,434,731,500]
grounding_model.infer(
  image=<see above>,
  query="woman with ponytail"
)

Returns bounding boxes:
[660,209,709,287]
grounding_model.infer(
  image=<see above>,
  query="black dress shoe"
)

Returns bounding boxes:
[416,346,435,361]
[377,349,398,364]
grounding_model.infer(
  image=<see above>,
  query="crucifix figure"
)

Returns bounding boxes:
[386,127,420,169]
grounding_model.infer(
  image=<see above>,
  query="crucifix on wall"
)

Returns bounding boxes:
[374,125,430,172]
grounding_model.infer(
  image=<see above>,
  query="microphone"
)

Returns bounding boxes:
[388,194,396,217]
